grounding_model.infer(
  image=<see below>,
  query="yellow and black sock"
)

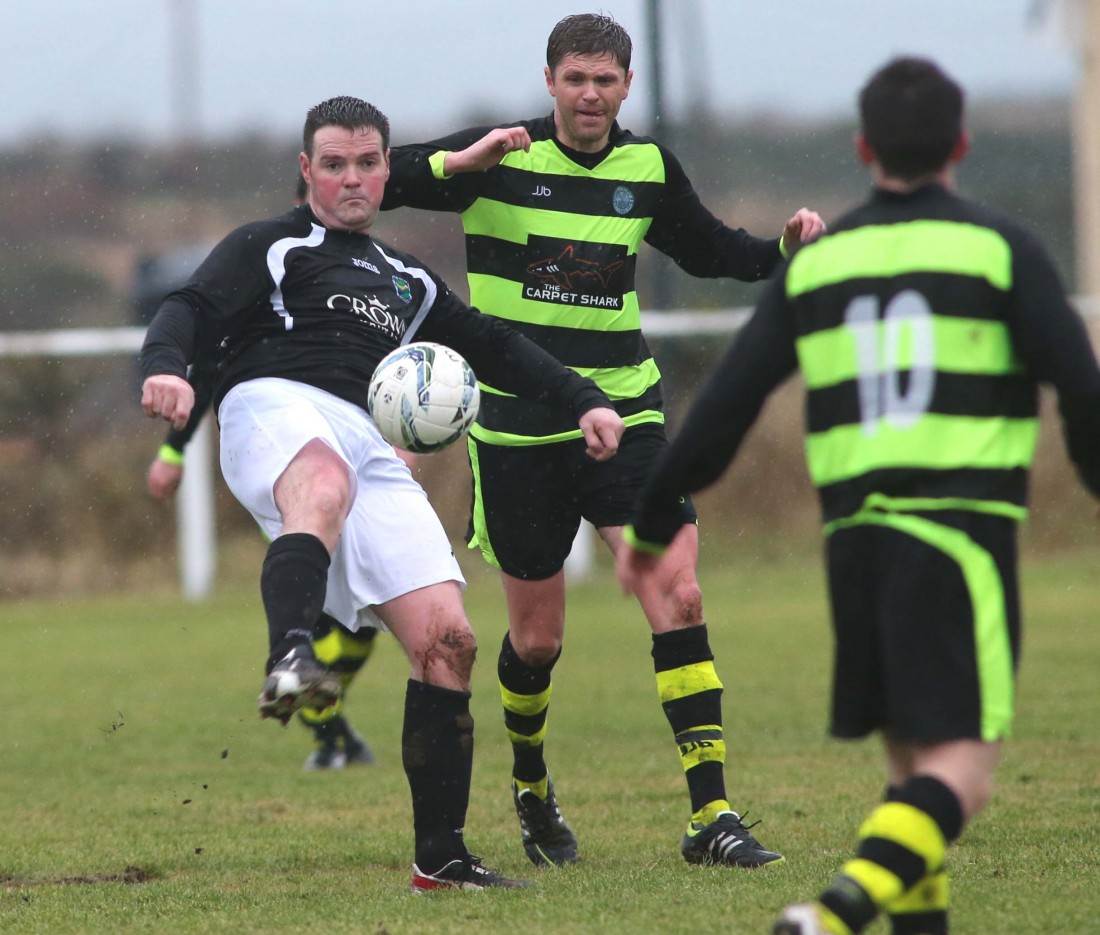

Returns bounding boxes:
[819,775,963,934]
[886,867,949,935]
[498,633,557,795]
[652,625,729,826]
[883,781,949,935]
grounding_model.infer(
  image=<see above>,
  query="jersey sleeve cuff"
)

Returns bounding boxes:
[157,443,184,465]
[778,234,790,260]
[622,524,669,556]
[428,150,454,180]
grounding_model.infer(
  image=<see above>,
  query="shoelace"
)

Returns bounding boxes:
[729,810,763,833]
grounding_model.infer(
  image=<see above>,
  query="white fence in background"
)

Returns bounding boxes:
[3,302,1096,600]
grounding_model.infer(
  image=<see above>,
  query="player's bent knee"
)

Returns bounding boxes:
[669,579,703,627]
[513,637,561,669]
[417,621,478,688]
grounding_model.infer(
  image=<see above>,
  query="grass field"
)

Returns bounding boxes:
[1,542,1097,934]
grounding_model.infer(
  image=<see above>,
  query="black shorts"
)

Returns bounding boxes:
[467,422,697,580]
[826,507,1020,743]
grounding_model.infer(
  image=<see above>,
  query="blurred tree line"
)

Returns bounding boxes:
[0,99,1086,597]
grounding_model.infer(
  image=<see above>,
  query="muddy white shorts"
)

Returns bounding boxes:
[217,377,465,631]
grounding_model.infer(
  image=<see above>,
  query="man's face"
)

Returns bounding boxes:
[300,125,390,232]
[545,52,632,153]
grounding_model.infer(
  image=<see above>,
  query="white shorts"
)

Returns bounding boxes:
[217,377,465,631]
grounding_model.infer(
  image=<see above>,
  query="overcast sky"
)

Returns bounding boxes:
[7,0,1080,146]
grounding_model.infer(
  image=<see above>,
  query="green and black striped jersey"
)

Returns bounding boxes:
[630,183,1100,546]
[383,115,783,445]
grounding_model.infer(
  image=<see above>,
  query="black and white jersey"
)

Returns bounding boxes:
[141,204,608,419]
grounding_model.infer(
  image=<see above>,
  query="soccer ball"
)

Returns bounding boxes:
[367,342,480,454]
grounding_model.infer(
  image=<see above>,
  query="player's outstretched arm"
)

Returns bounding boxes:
[444,127,532,175]
[141,374,194,431]
[579,406,624,462]
[780,207,827,255]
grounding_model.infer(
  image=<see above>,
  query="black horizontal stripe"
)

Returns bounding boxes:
[467,233,638,295]
[806,373,1038,433]
[858,838,927,890]
[503,710,548,738]
[482,164,664,218]
[792,272,1011,337]
[819,466,1030,520]
[491,318,649,370]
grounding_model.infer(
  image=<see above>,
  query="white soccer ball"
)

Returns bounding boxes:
[367,342,480,454]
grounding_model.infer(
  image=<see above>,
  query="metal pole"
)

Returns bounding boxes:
[168,0,216,600]
[1072,0,1100,302]
[644,0,671,310]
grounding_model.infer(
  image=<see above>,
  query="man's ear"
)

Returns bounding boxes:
[949,130,970,165]
[855,131,876,167]
[544,65,556,97]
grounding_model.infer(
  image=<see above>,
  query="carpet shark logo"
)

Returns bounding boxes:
[525,244,626,291]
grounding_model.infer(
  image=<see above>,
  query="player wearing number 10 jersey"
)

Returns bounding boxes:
[620,57,1100,935]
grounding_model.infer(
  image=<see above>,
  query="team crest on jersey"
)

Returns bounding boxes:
[612,185,635,215]
[392,275,412,303]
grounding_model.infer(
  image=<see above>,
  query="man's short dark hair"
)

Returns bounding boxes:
[303,96,391,157]
[859,57,964,180]
[546,13,632,73]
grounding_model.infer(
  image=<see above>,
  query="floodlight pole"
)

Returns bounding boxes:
[169,0,217,601]
[1072,0,1100,310]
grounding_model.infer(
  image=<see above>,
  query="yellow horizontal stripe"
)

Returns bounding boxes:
[655,660,723,703]
[887,869,950,914]
[477,361,657,402]
[679,738,726,771]
[805,415,1038,487]
[859,802,946,868]
[798,317,1024,390]
[787,220,1013,297]
[500,684,551,717]
[515,137,667,182]
[463,198,650,247]
[843,858,905,907]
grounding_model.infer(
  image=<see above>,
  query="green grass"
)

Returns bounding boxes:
[1,545,1098,934]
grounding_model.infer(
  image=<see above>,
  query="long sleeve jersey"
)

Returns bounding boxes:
[382,115,784,445]
[630,184,1100,547]
[140,204,610,423]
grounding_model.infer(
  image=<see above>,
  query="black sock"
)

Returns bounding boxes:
[403,679,475,872]
[260,533,330,670]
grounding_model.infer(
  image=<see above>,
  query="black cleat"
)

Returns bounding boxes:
[300,713,375,770]
[410,856,529,892]
[681,810,784,868]
[342,724,375,765]
[513,778,579,867]
[303,741,347,771]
